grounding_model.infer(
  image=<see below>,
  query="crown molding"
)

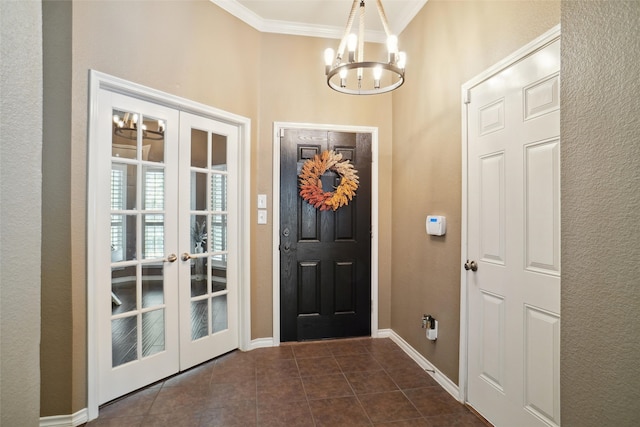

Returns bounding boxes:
[209,0,427,43]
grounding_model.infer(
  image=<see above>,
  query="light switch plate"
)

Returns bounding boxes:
[257,209,267,224]
[257,194,267,209]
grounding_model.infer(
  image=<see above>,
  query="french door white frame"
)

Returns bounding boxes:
[271,122,379,345]
[87,70,251,420]
[459,25,561,404]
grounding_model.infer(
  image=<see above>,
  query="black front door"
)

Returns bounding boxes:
[280,128,372,342]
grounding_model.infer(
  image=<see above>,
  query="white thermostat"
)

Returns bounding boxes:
[426,215,446,236]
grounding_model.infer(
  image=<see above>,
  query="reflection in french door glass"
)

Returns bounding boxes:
[191,214,208,297]
[210,214,227,252]
[142,214,164,259]
[191,214,208,254]
[142,166,164,210]
[141,114,165,163]
[111,163,137,210]
[112,109,138,159]
[210,173,227,211]
[191,299,208,340]
[142,310,165,357]
[142,263,164,308]
[191,255,209,298]
[111,265,136,314]
[112,316,137,367]
[110,214,137,261]
[211,295,228,333]
[211,254,227,292]
[211,133,227,170]
[191,172,207,211]
[191,128,208,168]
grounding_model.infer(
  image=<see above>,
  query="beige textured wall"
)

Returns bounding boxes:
[255,34,394,337]
[560,2,640,425]
[41,0,74,416]
[0,1,43,424]
[391,0,559,383]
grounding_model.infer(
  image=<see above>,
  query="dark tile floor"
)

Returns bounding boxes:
[86,338,489,426]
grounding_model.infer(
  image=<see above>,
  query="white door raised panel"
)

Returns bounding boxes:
[465,36,561,427]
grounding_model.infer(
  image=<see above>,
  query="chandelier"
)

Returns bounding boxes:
[112,112,165,141]
[324,0,406,95]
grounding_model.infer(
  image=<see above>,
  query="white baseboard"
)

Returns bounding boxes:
[40,408,88,427]
[387,330,462,402]
[376,328,392,338]
[248,337,275,350]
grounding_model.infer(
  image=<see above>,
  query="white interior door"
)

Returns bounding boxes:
[95,91,239,405]
[465,38,561,427]
[178,113,239,369]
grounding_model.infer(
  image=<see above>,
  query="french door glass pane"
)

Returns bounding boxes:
[143,167,164,210]
[191,172,207,211]
[111,163,137,210]
[190,214,207,254]
[191,299,208,340]
[210,214,227,252]
[191,128,208,168]
[111,265,136,314]
[211,254,227,292]
[211,133,227,170]
[112,316,137,367]
[112,109,138,159]
[142,115,165,163]
[210,173,227,211]
[211,295,228,333]
[142,263,164,308]
[142,214,164,259]
[110,214,137,262]
[142,309,165,357]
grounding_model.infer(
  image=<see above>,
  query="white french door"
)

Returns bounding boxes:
[94,89,239,405]
[464,33,561,427]
[177,113,238,369]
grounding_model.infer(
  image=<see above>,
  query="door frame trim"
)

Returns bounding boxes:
[271,122,379,345]
[87,70,252,420]
[459,25,561,404]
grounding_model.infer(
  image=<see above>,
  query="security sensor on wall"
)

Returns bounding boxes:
[426,215,446,236]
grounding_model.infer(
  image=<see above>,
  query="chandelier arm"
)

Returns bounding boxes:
[337,0,360,60]
[375,0,392,37]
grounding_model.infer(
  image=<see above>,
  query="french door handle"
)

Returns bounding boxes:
[165,253,178,263]
[181,252,194,261]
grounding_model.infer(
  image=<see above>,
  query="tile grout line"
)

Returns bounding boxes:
[293,347,319,427]
[340,347,375,426]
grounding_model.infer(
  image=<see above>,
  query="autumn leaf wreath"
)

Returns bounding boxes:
[299,150,359,211]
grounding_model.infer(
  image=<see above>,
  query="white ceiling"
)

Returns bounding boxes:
[210,0,427,43]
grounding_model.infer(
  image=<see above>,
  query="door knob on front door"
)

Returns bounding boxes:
[165,253,178,263]
[464,260,478,271]
[181,252,194,261]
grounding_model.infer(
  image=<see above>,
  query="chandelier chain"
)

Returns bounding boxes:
[375,0,392,37]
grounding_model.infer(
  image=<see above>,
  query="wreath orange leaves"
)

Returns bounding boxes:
[299,150,359,211]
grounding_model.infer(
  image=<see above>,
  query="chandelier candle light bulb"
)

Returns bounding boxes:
[324,0,406,95]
